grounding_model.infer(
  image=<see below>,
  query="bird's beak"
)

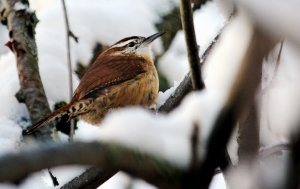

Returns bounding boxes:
[142,31,166,45]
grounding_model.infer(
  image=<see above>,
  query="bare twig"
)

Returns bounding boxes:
[48,168,59,186]
[274,40,284,74]
[60,167,117,189]
[179,0,204,90]
[190,123,200,171]
[61,0,77,141]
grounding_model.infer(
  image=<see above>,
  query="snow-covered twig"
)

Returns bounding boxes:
[2,0,52,140]
[179,0,204,90]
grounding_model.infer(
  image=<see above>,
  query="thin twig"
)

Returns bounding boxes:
[60,167,117,189]
[179,0,204,90]
[274,40,284,74]
[190,123,200,171]
[61,0,75,141]
[48,168,59,186]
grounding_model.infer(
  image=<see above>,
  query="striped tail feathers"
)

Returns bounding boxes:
[22,98,94,135]
[23,99,94,135]
[23,105,72,135]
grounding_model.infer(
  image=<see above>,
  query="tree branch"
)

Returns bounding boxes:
[179,0,204,90]
[1,0,52,140]
[0,141,183,189]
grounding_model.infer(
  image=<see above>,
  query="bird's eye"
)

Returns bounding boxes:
[128,42,135,47]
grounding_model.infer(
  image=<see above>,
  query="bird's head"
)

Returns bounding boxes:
[106,32,165,57]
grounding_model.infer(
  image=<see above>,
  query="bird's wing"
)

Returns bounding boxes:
[72,54,147,101]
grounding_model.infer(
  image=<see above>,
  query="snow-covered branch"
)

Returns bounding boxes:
[1,0,53,140]
[0,141,183,189]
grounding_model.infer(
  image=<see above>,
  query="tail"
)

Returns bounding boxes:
[23,105,72,135]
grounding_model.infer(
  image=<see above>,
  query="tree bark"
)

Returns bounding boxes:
[2,0,53,140]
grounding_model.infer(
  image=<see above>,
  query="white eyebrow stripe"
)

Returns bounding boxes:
[111,39,136,48]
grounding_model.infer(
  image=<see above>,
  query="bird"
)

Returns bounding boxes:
[23,32,165,135]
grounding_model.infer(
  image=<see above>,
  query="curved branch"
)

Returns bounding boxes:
[0,141,183,189]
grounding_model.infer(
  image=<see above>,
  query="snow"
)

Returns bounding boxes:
[203,10,253,105]
[13,2,30,12]
[209,173,227,189]
[75,90,220,168]
[234,0,300,46]
[260,41,300,146]
[214,0,234,18]
[99,171,226,189]
[156,80,180,108]
[158,1,226,84]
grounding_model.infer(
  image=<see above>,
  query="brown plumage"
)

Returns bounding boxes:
[24,32,164,135]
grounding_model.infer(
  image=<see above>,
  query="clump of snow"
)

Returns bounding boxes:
[260,41,300,146]
[203,11,253,104]
[0,117,22,156]
[0,53,30,122]
[99,172,132,189]
[76,90,220,168]
[14,2,30,12]
[209,173,227,189]
[194,1,227,57]
[158,32,189,84]
[156,80,181,108]
[226,162,259,189]
[0,26,9,54]
[214,0,234,18]
[234,0,300,46]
